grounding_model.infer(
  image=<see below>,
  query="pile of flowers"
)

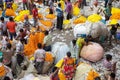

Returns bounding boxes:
[5,9,16,17]
[14,10,31,22]
[110,8,120,20]
[24,32,45,56]
[73,6,80,16]
[63,20,70,25]
[73,16,87,24]
[40,20,53,27]
[45,52,54,62]
[45,14,56,19]
[87,14,102,23]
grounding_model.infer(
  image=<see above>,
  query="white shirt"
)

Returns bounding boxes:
[34,49,45,62]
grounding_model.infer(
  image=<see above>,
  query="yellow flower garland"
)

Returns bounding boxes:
[73,16,87,24]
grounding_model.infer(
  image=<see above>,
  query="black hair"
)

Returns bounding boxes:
[94,77,101,80]
[3,76,11,80]
[9,17,13,21]
[17,54,24,66]
[37,43,42,49]
[58,3,61,7]
[44,30,49,35]
[67,52,71,57]
[116,23,120,27]
[52,67,58,72]
[20,29,24,32]
[0,17,4,21]
[33,4,36,8]
[72,39,76,46]
[106,54,112,61]
[110,73,116,78]
[7,43,12,49]
[68,0,70,2]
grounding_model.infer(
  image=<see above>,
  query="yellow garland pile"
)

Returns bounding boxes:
[73,6,80,16]
[87,14,102,23]
[24,32,45,56]
[73,16,87,24]
[63,20,70,25]
[40,20,53,27]
[14,10,31,22]
[110,8,120,20]
[45,14,56,19]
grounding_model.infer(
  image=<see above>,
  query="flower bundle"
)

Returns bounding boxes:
[24,32,45,56]
[87,14,102,23]
[45,52,54,62]
[73,16,87,24]
[40,20,53,27]
[45,14,56,19]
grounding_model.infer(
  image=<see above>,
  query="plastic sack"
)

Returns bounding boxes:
[42,61,53,74]
[80,42,104,62]
[73,63,99,80]
[52,42,70,63]
[73,23,88,38]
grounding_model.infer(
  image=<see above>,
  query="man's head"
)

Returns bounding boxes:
[20,29,24,33]
[44,30,49,36]
[110,73,116,79]
[37,43,42,49]
[106,54,112,61]
[67,52,71,58]
[0,17,4,22]
[7,43,12,50]
[58,3,61,7]
[9,17,14,21]
[94,77,101,80]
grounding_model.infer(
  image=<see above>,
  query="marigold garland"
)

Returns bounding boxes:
[87,14,102,23]
[45,14,56,19]
[73,16,87,24]
[24,32,45,56]
[40,20,53,27]
[45,52,54,62]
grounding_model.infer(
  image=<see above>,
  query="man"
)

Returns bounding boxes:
[65,0,72,20]
[6,17,17,40]
[56,3,63,30]
[32,4,38,27]
[0,17,8,36]
[34,43,45,74]
[43,30,52,51]
[109,23,119,45]
[23,0,28,10]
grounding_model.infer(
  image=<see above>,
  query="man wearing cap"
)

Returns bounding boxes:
[109,23,120,45]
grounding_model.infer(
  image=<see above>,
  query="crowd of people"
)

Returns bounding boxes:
[0,0,119,80]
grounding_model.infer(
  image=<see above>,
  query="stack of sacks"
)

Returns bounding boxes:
[80,42,104,62]
[73,23,88,38]
[52,42,70,63]
[87,14,102,23]
[42,52,54,74]
[14,10,31,22]
[73,16,87,24]
[73,63,99,80]
[24,31,45,57]
[5,9,16,17]
[110,8,120,20]
[85,21,108,39]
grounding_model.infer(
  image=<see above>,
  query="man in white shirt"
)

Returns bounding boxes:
[43,30,52,51]
[34,43,46,74]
